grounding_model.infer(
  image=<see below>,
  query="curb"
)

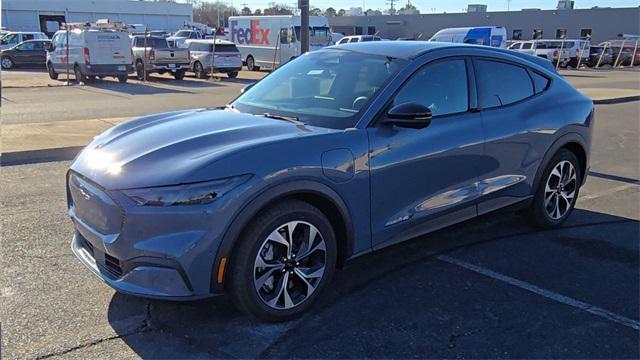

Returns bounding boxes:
[593,96,640,105]
[1,146,84,167]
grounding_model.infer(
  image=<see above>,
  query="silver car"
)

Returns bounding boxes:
[186,39,242,79]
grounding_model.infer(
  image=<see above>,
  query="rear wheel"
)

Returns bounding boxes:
[194,61,207,79]
[74,65,86,83]
[1,56,14,70]
[229,200,337,321]
[246,55,259,71]
[527,149,581,228]
[173,69,185,80]
[227,71,238,79]
[47,63,58,79]
[135,61,147,81]
[117,74,128,83]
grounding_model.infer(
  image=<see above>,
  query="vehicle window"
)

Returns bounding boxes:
[214,44,238,52]
[280,28,289,45]
[530,71,550,94]
[475,59,535,108]
[17,42,35,50]
[508,43,521,49]
[522,42,533,49]
[393,59,469,117]
[24,34,34,41]
[33,41,46,50]
[374,37,382,41]
[361,36,373,42]
[232,49,408,129]
[2,34,17,44]
[174,30,191,37]
[349,37,359,43]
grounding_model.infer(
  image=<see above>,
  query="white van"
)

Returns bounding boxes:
[228,15,331,71]
[429,27,507,48]
[47,21,133,83]
[1,32,48,49]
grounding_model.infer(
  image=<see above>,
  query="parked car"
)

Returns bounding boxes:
[1,31,48,49]
[330,32,344,45]
[131,35,191,80]
[586,45,614,67]
[47,25,132,83]
[186,39,242,79]
[68,41,593,321]
[508,40,571,67]
[335,35,382,45]
[429,26,507,48]
[558,39,591,67]
[601,40,640,66]
[167,29,203,48]
[1,39,51,69]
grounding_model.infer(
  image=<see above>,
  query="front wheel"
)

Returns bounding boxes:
[229,200,337,321]
[47,63,58,79]
[527,149,581,228]
[135,61,147,81]
[1,56,14,70]
[194,61,207,79]
[74,65,86,83]
[227,71,238,79]
[117,74,128,83]
[246,55,259,71]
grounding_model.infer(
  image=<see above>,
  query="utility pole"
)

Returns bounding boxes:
[507,0,512,11]
[386,0,396,15]
[299,0,309,53]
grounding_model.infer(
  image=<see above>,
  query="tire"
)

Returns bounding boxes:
[227,71,238,79]
[173,69,185,80]
[527,149,582,228]
[1,56,14,70]
[117,74,128,83]
[135,61,146,81]
[194,61,207,79]
[74,65,85,83]
[246,55,259,71]
[229,199,337,322]
[47,62,58,80]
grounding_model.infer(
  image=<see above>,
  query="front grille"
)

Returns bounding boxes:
[104,253,124,278]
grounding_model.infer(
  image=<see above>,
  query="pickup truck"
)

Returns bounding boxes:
[131,36,191,80]
[508,40,571,67]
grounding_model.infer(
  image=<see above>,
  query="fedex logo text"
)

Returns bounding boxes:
[231,20,270,45]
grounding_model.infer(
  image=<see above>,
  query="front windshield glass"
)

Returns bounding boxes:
[232,49,408,129]
[174,30,192,37]
[2,34,17,44]
[294,26,331,45]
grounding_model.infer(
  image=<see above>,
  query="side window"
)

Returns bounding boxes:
[393,59,469,117]
[349,37,358,43]
[17,42,35,50]
[24,34,34,41]
[530,71,550,94]
[279,28,289,44]
[522,42,533,49]
[475,59,535,108]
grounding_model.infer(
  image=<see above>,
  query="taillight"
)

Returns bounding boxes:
[149,49,155,60]
[553,50,559,57]
[576,48,580,55]
[83,47,90,64]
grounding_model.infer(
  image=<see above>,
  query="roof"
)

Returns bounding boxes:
[185,39,235,45]
[328,41,456,60]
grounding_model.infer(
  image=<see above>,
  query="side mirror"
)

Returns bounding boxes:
[383,102,433,129]
[241,82,256,93]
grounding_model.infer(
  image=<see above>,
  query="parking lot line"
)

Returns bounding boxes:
[437,255,640,331]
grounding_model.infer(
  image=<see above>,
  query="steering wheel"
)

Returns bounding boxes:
[352,96,369,110]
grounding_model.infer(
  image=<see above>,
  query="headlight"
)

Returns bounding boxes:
[122,174,251,206]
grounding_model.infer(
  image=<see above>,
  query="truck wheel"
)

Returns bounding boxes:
[74,65,86,83]
[173,69,186,80]
[47,62,58,80]
[136,61,146,81]
[1,56,14,70]
[117,74,128,83]
[194,61,207,79]
[227,71,238,79]
[246,56,259,71]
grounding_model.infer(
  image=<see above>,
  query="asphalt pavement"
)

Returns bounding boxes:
[1,101,638,358]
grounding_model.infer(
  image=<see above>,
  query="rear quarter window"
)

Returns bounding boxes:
[474,59,535,108]
[530,71,550,94]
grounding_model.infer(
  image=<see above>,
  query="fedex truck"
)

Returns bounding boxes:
[228,15,331,71]
[429,27,507,48]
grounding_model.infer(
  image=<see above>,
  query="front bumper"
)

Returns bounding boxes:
[67,172,229,300]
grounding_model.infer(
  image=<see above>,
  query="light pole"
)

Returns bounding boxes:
[299,0,309,54]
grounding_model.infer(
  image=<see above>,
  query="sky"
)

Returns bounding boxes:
[222,0,639,12]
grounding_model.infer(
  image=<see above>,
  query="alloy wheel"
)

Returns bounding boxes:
[544,160,577,220]
[253,221,327,310]
[1,57,13,69]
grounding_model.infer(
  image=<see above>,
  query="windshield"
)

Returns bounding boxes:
[294,26,331,45]
[174,30,192,38]
[2,34,17,44]
[232,49,408,129]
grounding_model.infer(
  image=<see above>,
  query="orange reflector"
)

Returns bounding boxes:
[217,257,228,284]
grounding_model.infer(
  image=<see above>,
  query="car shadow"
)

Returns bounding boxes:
[108,207,639,358]
[76,77,198,96]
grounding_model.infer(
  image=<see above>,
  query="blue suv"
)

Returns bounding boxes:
[68,42,593,321]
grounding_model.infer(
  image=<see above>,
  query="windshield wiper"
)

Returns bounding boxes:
[262,113,302,124]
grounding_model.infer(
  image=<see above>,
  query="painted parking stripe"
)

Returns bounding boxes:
[437,255,640,331]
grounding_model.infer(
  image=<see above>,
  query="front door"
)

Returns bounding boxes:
[278,27,294,67]
[367,58,485,248]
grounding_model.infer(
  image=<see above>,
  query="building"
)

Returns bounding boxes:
[467,4,488,13]
[1,0,193,36]
[557,1,575,10]
[329,7,639,43]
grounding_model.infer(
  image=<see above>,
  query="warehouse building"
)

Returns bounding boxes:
[1,0,193,37]
[329,7,640,43]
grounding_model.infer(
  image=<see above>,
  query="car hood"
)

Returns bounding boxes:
[70,108,334,190]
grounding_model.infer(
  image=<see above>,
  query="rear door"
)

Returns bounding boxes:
[85,31,131,65]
